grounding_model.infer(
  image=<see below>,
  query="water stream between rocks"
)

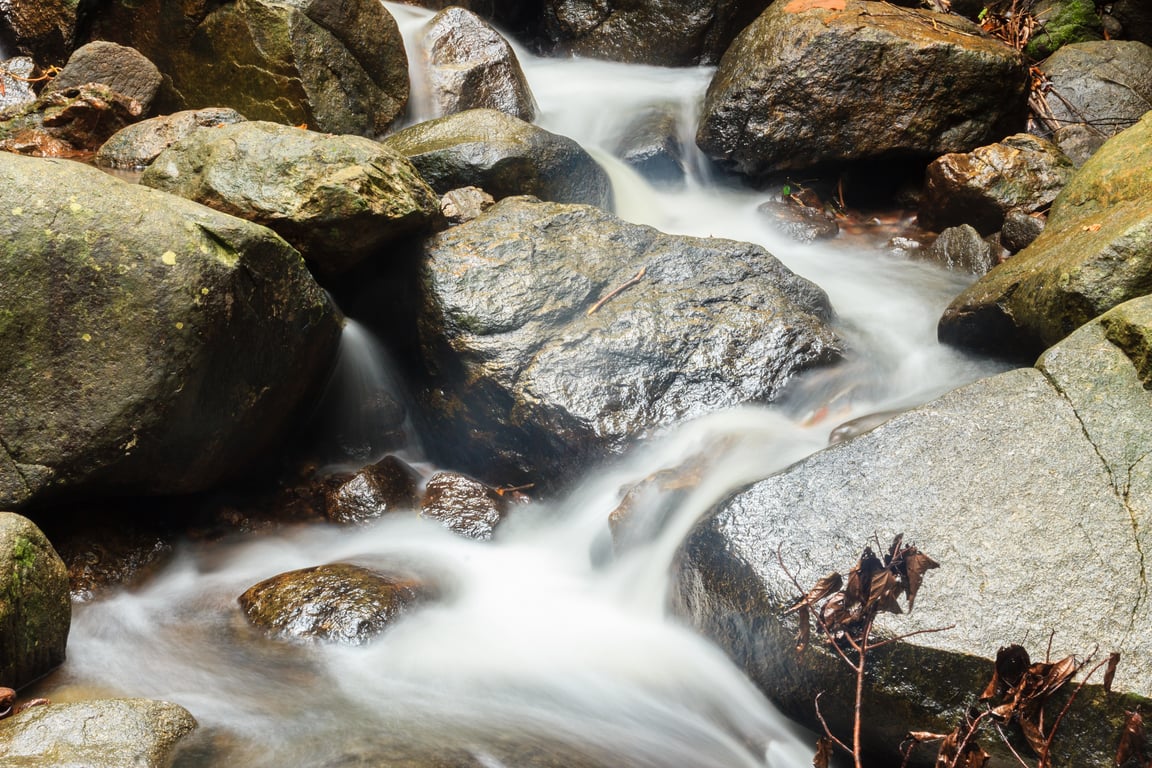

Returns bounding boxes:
[38,5,1010,766]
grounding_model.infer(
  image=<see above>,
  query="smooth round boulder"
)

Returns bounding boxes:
[94,108,248,170]
[696,0,1029,178]
[141,121,441,275]
[43,41,163,114]
[0,513,69,689]
[419,472,509,540]
[0,152,342,508]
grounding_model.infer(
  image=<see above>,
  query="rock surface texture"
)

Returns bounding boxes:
[0,513,69,689]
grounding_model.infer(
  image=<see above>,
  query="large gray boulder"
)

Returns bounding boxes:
[384,109,612,209]
[0,513,69,689]
[696,0,1029,178]
[140,121,441,274]
[677,298,1152,765]
[940,111,1152,358]
[0,153,342,508]
[417,196,843,488]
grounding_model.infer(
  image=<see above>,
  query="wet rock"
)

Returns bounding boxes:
[940,111,1152,358]
[383,108,612,209]
[0,698,197,767]
[43,42,163,114]
[238,563,431,644]
[1037,40,1152,164]
[0,82,144,156]
[827,409,901,444]
[0,152,342,508]
[440,186,495,224]
[325,455,423,525]
[422,7,537,122]
[89,0,409,137]
[417,196,842,488]
[920,224,996,275]
[614,106,686,186]
[1000,209,1046,253]
[0,0,82,66]
[419,472,509,540]
[1025,0,1104,59]
[0,57,37,113]
[919,134,1074,236]
[540,0,772,66]
[0,513,69,689]
[756,200,839,244]
[141,121,441,275]
[94,107,247,170]
[696,0,1028,178]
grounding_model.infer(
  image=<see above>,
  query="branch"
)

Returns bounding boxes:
[586,266,645,316]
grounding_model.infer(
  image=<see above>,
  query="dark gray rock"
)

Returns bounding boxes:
[0,513,69,689]
[422,7,537,122]
[0,57,37,114]
[43,42,163,113]
[0,0,82,66]
[94,108,247,170]
[419,472,509,540]
[1000,209,1046,253]
[383,108,612,209]
[696,0,1029,178]
[417,196,843,488]
[1109,0,1152,46]
[324,455,422,525]
[614,106,686,186]
[756,200,839,244]
[921,224,996,275]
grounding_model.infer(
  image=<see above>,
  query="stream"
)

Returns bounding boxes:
[37,5,1009,766]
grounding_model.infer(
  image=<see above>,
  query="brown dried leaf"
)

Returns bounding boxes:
[813,736,834,768]
[845,547,883,610]
[1019,716,1048,758]
[1116,711,1146,768]
[868,569,903,615]
[796,603,812,653]
[935,713,990,768]
[1105,651,1121,693]
[785,572,843,614]
[784,0,846,11]
[982,644,1030,700]
[902,548,939,611]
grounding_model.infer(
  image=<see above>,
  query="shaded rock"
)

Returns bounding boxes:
[1109,0,1152,46]
[0,152,342,508]
[422,7,537,122]
[238,563,430,644]
[325,455,423,525]
[0,513,69,689]
[89,0,409,137]
[141,121,441,275]
[919,134,1073,235]
[756,200,838,244]
[417,196,842,488]
[0,698,196,767]
[384,108,612,209]
[43,41,162,113]
[676,347,1152,767]
[419,472,509,540]
[940,111,1152,358]
[1000,209,1046,253]
[1037,40,1152,164]
[696,0,1028,178]
[0,57,37,113]
[1025,0,1104,59]
[0,0,83,65]
[920,224,996,275]
[94,107,247,170]
[540,0,772,66]
[440,186,494,224]
[0,82,144,156]
[614,105,686,186]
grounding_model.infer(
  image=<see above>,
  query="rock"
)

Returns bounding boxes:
[383,108,613,209]
[0,513,69,689]
[696,0,1029,178]
[756,200,839,244]
[94,107,247,170]
[238,563,431,644]
[0,0,82,65]
[920,224,996,275]
[0,57,37,113]
[0,698,197,767]
[140,121,441,275]
[540,0,773,66]
[325,455,423,525]
[43,42,163,114]
[422,7,537,122]
[1109,0,1152,46]
[417,196,842,488]
[1037,41,1152,164]
[614,106,686,186]
[919,134,1074,236]
[0,82,144,156]
[419,472,509,540]
[940,111,1152,358]
[0,152,342,508]
[1000,209,1046,253]
[1025,0,1104,59]
[675,335,1152,766]
[440,186,495,224]
[89,0,409,137]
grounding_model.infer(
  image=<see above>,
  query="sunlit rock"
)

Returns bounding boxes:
[0,57,37,113]
[95,108,247,170]
[0,83,144,157]
[43,42,162,114]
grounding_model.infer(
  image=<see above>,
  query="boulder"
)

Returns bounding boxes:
[756,200,839,244]
[417,196,842,488]
[422,7,537,122]
[1037,41,1152,165]
[440,186,495,225]
[1000,209,1046,253]
[696,0,1029,178]
[919,134,1074,236]
[89,0,409,137]
[141,121,441,275]
[0,513,69,689]
[0,0,83,65]
[676,309,1152,765]
[238,563,431,644]
[540,0,773,66]
[0,698,197,767]
[940,111,1152,358]
[419,472,509,540]
[324,455,423,525]
[613,105,686,186]
[0,57,37,113]
[0,152,342,508]
[43,42,163,114]
[383,108,612,209]
[1109,0,1152,46]
[920,224,996,275]
[1024,0,1104,60]
[94,108,247,170]
[0,83,144,156]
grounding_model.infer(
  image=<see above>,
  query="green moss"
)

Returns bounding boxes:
[1025,0,1104,60]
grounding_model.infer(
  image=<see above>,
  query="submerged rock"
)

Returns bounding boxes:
[613,105,686,186]
[417,196,842,488]
[94,108,248,170]
[921,224,996,275]
[756,200,839,244]
[0,513,69,689]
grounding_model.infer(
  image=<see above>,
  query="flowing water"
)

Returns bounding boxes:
[43,5,1009,766]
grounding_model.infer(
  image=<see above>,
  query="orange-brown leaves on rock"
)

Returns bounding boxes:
[981,644,1080,761]
[784,0,847,11]
[885,533,940,611]
[935,710,990,768]
[1116,710,1150,768]
[813,736,834,768]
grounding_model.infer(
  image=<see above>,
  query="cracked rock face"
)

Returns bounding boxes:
[676,303,1152,764]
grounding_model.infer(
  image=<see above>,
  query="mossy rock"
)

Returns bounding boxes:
[0,513,69,689]
[1025,0,1104,60]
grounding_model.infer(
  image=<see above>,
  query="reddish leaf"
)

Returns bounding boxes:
[1019,716,1048,758]
[868,569,903,615]
[1116,710,1146,768]
[1105,652,1121,693]
[902,548,939,611]
[813,736,834,768]
[785,572,843,614]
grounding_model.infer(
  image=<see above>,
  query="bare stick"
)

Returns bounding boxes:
[992,722,1033,768]
[587,266,646,316]
[814,692,854,756]
[869,624,957,649]
[1042,653,1109,764]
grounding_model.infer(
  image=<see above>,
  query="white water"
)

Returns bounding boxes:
[48,6,1009,767]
